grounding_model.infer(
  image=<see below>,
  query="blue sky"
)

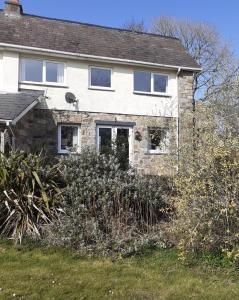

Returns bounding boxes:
[1,0,239,56]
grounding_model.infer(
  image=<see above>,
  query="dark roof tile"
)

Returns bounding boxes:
[0,91,43,121]
[0,11,200,69]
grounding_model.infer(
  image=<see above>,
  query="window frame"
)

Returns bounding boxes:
[57,124,81,154]
[96,125,133,162]
[20,58,66,86]
[89,66,114,91]
[148,127,170,154]
[133,71,169,96]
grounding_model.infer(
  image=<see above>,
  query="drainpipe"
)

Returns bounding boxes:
[176,67,182,168]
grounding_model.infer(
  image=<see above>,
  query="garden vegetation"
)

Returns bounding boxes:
[0,106,238,265]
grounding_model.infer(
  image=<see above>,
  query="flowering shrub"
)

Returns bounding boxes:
[170,106,239,262]
[45,149,172,255]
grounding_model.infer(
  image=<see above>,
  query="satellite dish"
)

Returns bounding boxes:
[65,92,77,104]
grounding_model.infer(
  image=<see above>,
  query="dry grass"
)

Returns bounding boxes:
[0,241,238,300]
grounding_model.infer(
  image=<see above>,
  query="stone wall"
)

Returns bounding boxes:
[12,71,194,176]
[178,71,194,113]
[178,71,195,146]
[13,109,177,176]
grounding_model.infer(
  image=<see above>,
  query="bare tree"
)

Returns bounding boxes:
[152,16,239,100]
[123,19,147,33]
[208,81,239,136]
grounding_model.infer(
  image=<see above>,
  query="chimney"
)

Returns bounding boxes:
[4,0,23,16]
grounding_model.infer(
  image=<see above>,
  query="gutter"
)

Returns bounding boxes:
[0,43,202,72]
[0,119,11,125]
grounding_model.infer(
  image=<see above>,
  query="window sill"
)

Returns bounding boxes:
[88,86,115,92]
[19,81,69,88]
[134,91,172,97]
[146,151,169,155]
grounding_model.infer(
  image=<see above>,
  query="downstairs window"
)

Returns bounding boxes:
[148,127,170,154]
[57,124,80,154]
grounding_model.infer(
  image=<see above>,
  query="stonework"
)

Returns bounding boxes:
[178,71,195,146]
[11,71,194,176]
[13,109,177,176]
[178,71,194,113]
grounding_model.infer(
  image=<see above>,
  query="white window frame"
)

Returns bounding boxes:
[96,125,133,163]
[20,58,66,86]
[134,71,170,96]
[148,127,170,154]
[89,66,114,90]
[57,124,81,154]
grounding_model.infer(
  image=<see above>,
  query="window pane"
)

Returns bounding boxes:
[46,62,64,83]
[91,68,111,87]
[154,74,168,93]
[116,128,129,170]
[149,128,169,152]
[61,126,78,151]
[23,59,43,82]
[134,71,151,92]
[99,128,112,154]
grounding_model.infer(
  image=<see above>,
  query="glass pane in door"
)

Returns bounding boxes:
[99,128,112,155]
[116,128,129,170]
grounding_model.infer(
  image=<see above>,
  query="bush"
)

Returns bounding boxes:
[0,151,64,243]
[170,106,239,263]
[45,149,172,256]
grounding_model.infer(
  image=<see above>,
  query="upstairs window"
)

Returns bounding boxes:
[153,74,168,93]
[90,67,112,89]
[46,62,64,83]
[134,71,168,94]
[20,59,65,84]
[148,127,170,154]
[22,59,43,83]
[134,71,151,92]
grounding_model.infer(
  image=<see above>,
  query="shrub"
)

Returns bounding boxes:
[170,106,239,263]
[45,149,172,256]
[0,151,64,243]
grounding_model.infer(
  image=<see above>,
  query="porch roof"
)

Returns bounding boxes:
[0,91,44,124]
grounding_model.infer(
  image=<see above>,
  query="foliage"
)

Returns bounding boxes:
[99,133,130,170]
[208,81,239,137]
[170,105,239,263]
[45,149,172,256]
[0,151,64,243]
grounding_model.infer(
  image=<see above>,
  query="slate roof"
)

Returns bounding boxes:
[0,10,200,70]
[0,91,44,121]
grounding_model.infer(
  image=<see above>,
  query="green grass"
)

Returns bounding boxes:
[0,241,238,300]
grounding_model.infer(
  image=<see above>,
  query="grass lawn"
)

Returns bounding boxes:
[0,241,238,300]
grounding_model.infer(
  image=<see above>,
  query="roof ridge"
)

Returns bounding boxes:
[0,8,200,70]
[0,9,179,41]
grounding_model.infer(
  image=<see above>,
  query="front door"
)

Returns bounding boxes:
[116,128,129,170]
[97,126,132,169]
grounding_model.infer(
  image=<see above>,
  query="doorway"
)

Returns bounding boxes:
[97,125,133,169]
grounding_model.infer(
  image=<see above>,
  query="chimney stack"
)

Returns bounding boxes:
[4,0,23,16]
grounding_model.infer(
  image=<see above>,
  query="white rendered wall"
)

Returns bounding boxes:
[0,52,3,91]
[1,51,19,92]
[3,51,179,117]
